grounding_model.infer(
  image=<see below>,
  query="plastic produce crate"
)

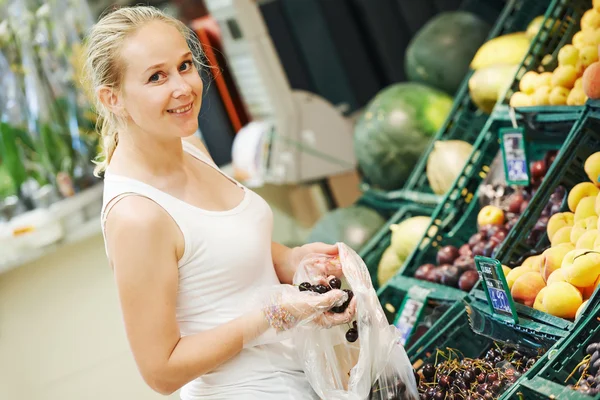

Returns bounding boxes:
[469,100,598,345]
[407,299,560,399]
[399,106,580,279]
[499,0,589,108]
[378,106,581,349]
[502,304,600,400]
[358,202,437,291]
[359,0,557,215]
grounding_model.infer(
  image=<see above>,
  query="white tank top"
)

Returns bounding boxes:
[101,141,318,400]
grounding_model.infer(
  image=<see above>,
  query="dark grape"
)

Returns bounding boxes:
[331,289,353,313]
[422,364,436,380]
[463,370,475,383]
[328,277,342,290]
[345,328,358,342]
[478,383,488,394]
[587,343,600,355]
[433,391,446,400]
[477,373,486,384]
[312,284,329,294]
[299,282,312,292]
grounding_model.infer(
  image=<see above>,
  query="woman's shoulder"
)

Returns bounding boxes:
[105,194,174,233]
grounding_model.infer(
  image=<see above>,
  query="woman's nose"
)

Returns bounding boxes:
[172,75,192,97]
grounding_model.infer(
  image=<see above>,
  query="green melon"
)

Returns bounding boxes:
[405,11,491,95]
[354,82,453,191]
[307,205,386,252]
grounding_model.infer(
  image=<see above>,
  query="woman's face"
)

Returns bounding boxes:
[119,21,203,140]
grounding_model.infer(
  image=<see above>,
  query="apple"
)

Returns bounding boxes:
[454,255,475,271]
[477,205,505,227]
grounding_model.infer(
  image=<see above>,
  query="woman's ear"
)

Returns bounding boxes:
[97,86,127,117]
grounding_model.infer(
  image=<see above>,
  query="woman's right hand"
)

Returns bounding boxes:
[263,286,357,332]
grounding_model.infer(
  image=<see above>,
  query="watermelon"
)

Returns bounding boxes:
[405,11,491,95]
[354,82,453,191]
[307,205,386,252]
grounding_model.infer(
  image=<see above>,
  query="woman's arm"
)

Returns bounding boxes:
[272,242,295,284]
[105,196,270,395]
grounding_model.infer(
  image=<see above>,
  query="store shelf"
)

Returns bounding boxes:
[0,184,104,275]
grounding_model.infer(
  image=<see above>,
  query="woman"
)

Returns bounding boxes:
[85,5,356,400]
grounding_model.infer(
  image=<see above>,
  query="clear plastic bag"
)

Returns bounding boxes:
[292,243,419,400]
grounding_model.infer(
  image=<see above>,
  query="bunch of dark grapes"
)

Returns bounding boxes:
[298,278,357,342]
[569,342,600,396]
[416,346,541,399]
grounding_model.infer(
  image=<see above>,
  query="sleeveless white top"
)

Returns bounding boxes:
[101,141,318,400]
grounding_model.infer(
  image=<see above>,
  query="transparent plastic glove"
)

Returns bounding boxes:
[262,285,353,332]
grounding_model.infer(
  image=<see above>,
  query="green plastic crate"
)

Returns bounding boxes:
[499,0,589,108]
[502,305,600,399]
[407,299,560,399]
[359,0,557,215]
[358,202,437,291]
[469,100,597,344]
[377,276,466,349]
[399,106,580,278]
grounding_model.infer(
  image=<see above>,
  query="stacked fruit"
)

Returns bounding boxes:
[569,342,600,396]
[413,155,559,292]
[297,278,357,342]
[510,2,600,107]
[468,15,545,114]
[416,346,541,399]
[504,152,600,319]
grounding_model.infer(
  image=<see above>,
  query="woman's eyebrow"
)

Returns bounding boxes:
[143,52,193,73]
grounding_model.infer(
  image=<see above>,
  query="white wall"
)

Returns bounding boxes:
[0,185,314,400]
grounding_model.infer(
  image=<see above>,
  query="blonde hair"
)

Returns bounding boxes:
[83,5,207,176]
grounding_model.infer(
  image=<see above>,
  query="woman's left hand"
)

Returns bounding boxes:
[289,242,343,284]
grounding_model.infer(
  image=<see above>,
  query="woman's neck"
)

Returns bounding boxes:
[112,127,186,178]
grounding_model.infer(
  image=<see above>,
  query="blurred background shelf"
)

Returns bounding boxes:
[0,184,103,275]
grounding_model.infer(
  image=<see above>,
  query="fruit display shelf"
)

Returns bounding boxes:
[502,304,600,399]
[470,99,600,340]
[398,106,580,292]
[500,0,589,109]
[371,105,582,348]
[408,299,556,400]
[0,183,103,274]
[359,0,558,216]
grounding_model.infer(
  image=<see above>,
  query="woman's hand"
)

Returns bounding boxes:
[289,242,343,283]
[263,285,356,332]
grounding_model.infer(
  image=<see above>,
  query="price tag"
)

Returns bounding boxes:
[474,255,519,324]
[499,127,530,186]
[393,286,430,345]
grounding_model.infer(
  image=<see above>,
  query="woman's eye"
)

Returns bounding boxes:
[149,73,161,83]
[180,60,192,72]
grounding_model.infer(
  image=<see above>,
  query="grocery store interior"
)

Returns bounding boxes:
[2,0,600,399]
